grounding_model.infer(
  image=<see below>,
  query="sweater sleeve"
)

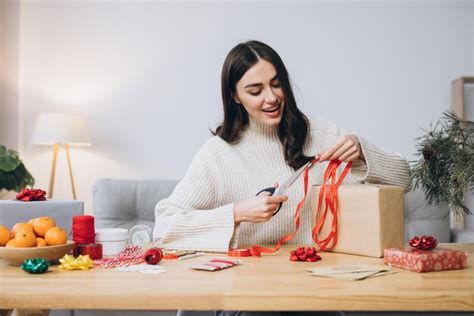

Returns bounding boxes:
[153,144,236,252]
[343,131,412,191]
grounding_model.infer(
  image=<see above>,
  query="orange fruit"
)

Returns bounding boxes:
[36,237,47,247]
[0,225,11,246]
[11,222,34,237]
[5,239,15,248]
[31,216,56,237]
[44,227,67,246]
[14,230,37,248]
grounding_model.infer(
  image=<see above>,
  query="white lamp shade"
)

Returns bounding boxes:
[31,113,92,146]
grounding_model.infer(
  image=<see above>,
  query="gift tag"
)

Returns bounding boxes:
[128,225,152,247]
[190,258,241,271]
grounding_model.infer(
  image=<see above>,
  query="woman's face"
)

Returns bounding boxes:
[234,59,285,126]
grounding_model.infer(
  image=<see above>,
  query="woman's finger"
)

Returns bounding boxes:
[328,141,353,161]
[339,145,358,162]
[342,151,360,162]
[267,195,288,204]
[319,137,345,161]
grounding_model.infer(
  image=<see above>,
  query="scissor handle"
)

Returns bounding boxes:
[255,186,283,216]
[256,186,276,196]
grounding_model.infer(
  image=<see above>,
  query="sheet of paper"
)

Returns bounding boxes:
[306,264,394,281]
[306,264,389,275]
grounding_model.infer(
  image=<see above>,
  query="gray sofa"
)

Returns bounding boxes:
[92,178,452,243]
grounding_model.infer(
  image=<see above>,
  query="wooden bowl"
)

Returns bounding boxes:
[0,240,75,265]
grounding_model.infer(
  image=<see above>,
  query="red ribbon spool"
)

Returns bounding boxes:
[144,247,163,265]
[73,243,103,260]
[228,248,253,257]
[72,215,96,244]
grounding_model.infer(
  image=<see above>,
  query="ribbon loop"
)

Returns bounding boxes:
[247,158,352,256]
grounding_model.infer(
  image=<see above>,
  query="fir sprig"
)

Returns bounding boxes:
[411,111,474,216]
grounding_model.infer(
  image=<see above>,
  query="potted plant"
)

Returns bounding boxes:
[0,145,35,199]
[411,111,474,216]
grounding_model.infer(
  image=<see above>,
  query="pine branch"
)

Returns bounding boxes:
[411,110,474,216]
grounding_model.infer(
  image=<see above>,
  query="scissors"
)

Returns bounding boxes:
[256,159,315,216]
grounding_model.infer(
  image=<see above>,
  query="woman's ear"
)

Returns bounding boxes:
[233,95,241,104]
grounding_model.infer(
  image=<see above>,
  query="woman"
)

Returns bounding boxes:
[153,40,411,252]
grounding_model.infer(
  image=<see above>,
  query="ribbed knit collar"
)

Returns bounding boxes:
[240,116,280,144]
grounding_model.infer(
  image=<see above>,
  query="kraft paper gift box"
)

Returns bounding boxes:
[0,199,84,236]
[311,184,405,258]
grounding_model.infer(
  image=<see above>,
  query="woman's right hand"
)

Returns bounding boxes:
[233,191,288,224]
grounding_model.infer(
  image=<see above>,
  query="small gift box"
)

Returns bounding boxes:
[0,199,84,236]
[384,247,468,273]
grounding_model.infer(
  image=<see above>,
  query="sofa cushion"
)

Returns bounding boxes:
[93,179,178,230]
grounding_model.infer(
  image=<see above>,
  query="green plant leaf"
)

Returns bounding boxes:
[0,147,21,172]
[0,145,35,192]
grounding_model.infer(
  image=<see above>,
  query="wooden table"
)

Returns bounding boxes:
[0,244,473,313]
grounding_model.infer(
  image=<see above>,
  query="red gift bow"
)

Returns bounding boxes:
[409,235,438,250]
[249,158,352,257]
[290,246,321,262]
[16,188,47,202]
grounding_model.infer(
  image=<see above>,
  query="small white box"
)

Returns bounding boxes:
[95,228,128,256]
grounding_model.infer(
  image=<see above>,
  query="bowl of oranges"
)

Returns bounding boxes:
[0,216,74,265]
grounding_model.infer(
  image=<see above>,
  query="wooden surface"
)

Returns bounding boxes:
[0,244,473,312]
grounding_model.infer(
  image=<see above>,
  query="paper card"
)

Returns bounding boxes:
[306,264,389,275]
[309,270,396,281]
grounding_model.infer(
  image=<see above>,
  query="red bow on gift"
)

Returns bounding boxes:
[408,235,438,250]
[16,188,47,202]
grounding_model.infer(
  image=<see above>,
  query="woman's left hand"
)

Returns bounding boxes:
[319,134,365,162]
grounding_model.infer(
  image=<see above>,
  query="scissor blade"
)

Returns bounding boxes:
[276,160,313,195]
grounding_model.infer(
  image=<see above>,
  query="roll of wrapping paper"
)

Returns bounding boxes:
[73,243,103,260]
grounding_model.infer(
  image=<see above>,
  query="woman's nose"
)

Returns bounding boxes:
[264,87,278,103]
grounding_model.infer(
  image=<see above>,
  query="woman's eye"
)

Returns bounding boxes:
[272,83,281,88]
[249,91,261,96]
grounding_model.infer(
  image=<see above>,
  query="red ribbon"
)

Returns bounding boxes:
[312,160,352,250]
[248,159,351,257]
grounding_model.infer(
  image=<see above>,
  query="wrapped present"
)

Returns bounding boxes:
[384,247,468,272]
[0,199,84,236]
[311,184,405,258]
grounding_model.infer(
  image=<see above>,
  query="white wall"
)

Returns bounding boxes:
[0,0,20,150]
[15,0,474,212]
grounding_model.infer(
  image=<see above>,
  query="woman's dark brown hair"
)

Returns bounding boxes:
[214,40,312,170]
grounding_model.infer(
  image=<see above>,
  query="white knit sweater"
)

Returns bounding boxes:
[153,117,411,252]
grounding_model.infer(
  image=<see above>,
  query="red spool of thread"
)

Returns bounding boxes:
[72,215,96,244]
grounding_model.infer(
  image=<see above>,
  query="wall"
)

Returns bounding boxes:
[0,0,20,150]
[15,0,474,212]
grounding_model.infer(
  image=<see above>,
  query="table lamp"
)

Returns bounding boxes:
[31,113,92,199]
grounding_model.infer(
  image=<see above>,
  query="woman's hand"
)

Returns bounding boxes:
[233,189,288,224]
[319,134,365,162]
